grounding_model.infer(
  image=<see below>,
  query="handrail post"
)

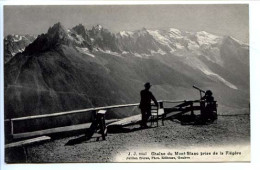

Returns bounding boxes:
[200,100,205,116]
[190,102,194,116]
[159,101,164,109]
[10,120,14,137]
[159,101,165,126]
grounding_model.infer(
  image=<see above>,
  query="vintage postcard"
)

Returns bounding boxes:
[2,4,250,163]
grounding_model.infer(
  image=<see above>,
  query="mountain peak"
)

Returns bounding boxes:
[72,24,86,32]
[169,28,182,35]
[118,31,134,37]
[91,24,103,32]
[72,24,87,37]
[48,22,65,31]
[195,31,220,45]
[139,27,148,33]
[47,22,68,39]
[134,27,149,36]
[24,22,70,54]
[95,24,103,31]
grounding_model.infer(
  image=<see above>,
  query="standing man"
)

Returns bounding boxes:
[139,82,158,128]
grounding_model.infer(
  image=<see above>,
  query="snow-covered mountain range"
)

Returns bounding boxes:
[4,22,249,121]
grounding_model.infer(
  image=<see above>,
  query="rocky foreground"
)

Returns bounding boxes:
[5,115,250,163]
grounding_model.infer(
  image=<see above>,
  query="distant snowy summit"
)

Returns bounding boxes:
[4,22,248,63]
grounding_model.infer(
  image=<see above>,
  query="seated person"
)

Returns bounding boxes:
[200,90,217,123]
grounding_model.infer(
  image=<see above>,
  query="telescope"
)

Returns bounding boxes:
[193,85,205,98]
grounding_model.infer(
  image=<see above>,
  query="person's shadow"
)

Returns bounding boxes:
[65,135,88,146]
[107,125,144,134]
[65,128,101,146]
[65,125,154,146]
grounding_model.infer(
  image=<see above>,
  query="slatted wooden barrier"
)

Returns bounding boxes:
[6,102,142,139]
[5,100,217,141]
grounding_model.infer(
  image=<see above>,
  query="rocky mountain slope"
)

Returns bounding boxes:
[4,22,249,120]
[4,34,36,63]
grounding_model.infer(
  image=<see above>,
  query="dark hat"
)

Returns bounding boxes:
[205,90,213,96]
[144,82,152,88]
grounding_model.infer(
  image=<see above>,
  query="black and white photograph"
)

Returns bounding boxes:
[2,4,250,163]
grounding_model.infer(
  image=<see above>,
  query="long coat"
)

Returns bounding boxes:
[139,89,158,110]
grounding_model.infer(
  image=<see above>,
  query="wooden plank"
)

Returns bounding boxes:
[164,106,200,119]
[13,119,118,139]
[11,103,140,121]
[5,136,51,149]
[108,115,141,127]
[5,100,191,123]
[163,100,200,104]
[158,108,165,115]
[13,123,91,139]
[12,108,95,121]
[151,108,165,116]
[97,110,107,114]
[96,103,139,110]
[8,101,168,122]
[162,100,187,104]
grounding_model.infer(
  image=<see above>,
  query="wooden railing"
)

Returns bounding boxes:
[5,100,202,139]
[6,103,143,138]
[11,103,141,121]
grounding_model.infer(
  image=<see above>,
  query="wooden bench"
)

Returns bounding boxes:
[5,136,51,162]
[5,136,51,149]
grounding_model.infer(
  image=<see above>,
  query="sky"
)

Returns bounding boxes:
[4,4,249,43]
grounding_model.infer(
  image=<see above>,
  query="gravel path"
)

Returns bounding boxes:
[6,115,250,163]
